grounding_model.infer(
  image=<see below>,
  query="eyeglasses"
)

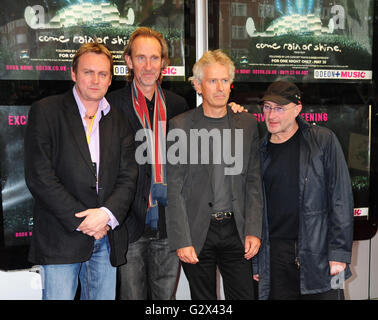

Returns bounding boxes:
[261,104,297,114]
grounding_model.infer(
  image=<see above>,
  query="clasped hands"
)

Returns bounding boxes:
[75,208,110,240]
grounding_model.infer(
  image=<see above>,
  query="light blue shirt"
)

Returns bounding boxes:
[73,86,119,230]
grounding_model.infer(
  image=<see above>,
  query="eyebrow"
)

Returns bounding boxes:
[135,53,160,58]
[82,68,110,74]
[208,77,229,81]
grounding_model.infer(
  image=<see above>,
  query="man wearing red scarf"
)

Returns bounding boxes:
[107,27,188,300]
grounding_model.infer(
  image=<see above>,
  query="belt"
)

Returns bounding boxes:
[210,211,233,221]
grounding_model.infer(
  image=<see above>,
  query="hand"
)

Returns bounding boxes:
[93,225,110,240]
[228,102,247,113]
[76,208,110,237]
[329,261,346,276]
[177,246,199,264]
[253,274,259,282]
[244,235,261,260]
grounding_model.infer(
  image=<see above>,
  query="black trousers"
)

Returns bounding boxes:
[269,238,345,300]
[182,217,255,300]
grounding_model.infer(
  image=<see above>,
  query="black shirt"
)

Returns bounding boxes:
[146,94,155,126]
[198,114,233,213]
[264,129,300,239]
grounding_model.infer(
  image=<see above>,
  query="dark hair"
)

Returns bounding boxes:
[72,41,114,75]
[123,27,169,82]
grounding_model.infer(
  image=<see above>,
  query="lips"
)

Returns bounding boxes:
[268,121,279,127]
[142,72,156,78]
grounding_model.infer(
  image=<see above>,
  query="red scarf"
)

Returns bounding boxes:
[131,80,167,229]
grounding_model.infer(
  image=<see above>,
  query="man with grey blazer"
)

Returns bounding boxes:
[166,50,263,300]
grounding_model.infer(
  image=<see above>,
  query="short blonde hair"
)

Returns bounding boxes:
[123,27,169,83]
[189,49,235,85]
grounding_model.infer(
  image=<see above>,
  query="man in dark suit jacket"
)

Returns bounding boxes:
[107,27,189,300]
[24,43,138,300]
[166,50,263,299]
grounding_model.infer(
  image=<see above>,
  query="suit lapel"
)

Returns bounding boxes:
[226,107,238,158]
[63,90,96,177]
[260,136,271,176]
[226,109,238,192]
[122,85,144,133]
[191,106,212,178]
[98,109,112,184]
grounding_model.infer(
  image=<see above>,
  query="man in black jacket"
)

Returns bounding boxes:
[107,27,189,300]
[254,80,354,300]
[24,43,138,300]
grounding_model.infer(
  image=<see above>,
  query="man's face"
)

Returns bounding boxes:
[71,52,112,105]
[126,36,163,92]
[193,63,231,111]
[263,101,301,136]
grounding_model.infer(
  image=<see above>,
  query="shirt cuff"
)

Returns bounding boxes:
[100,207,119,230]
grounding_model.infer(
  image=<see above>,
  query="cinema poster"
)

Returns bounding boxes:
[0,0,185,81]
[0,106,34,247]
[219,0,374,83]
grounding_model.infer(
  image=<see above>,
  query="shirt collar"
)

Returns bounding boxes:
[73,86,110,119]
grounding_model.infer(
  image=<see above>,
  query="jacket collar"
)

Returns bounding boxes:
[62,89,112,178]
[296,115,311,132]
[190,104,239,180]
[191,104,241,129]
[259,116,312,176]
[73,86,110,119]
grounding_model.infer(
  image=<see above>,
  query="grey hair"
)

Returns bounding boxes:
[189,49,235,85]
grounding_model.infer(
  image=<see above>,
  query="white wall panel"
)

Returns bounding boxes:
[345,240,370,300]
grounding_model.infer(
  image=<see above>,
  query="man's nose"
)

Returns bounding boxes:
[92,73,100,83]
[267,110,277,119]
[145,59,152,69]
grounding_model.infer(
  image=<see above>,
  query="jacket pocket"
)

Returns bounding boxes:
[302,209,328,254]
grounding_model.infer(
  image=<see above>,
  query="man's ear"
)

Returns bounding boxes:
[295,103,303,116]
[71,70,77,83]
[193,79,202,95]
[125,55,133,70]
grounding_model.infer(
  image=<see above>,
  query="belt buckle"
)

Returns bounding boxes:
[214,211,232,221]
[215,212,224,221]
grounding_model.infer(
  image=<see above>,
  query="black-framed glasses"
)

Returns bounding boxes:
[261,104,297,114]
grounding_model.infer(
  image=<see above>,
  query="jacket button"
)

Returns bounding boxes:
[208,202,213,207]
